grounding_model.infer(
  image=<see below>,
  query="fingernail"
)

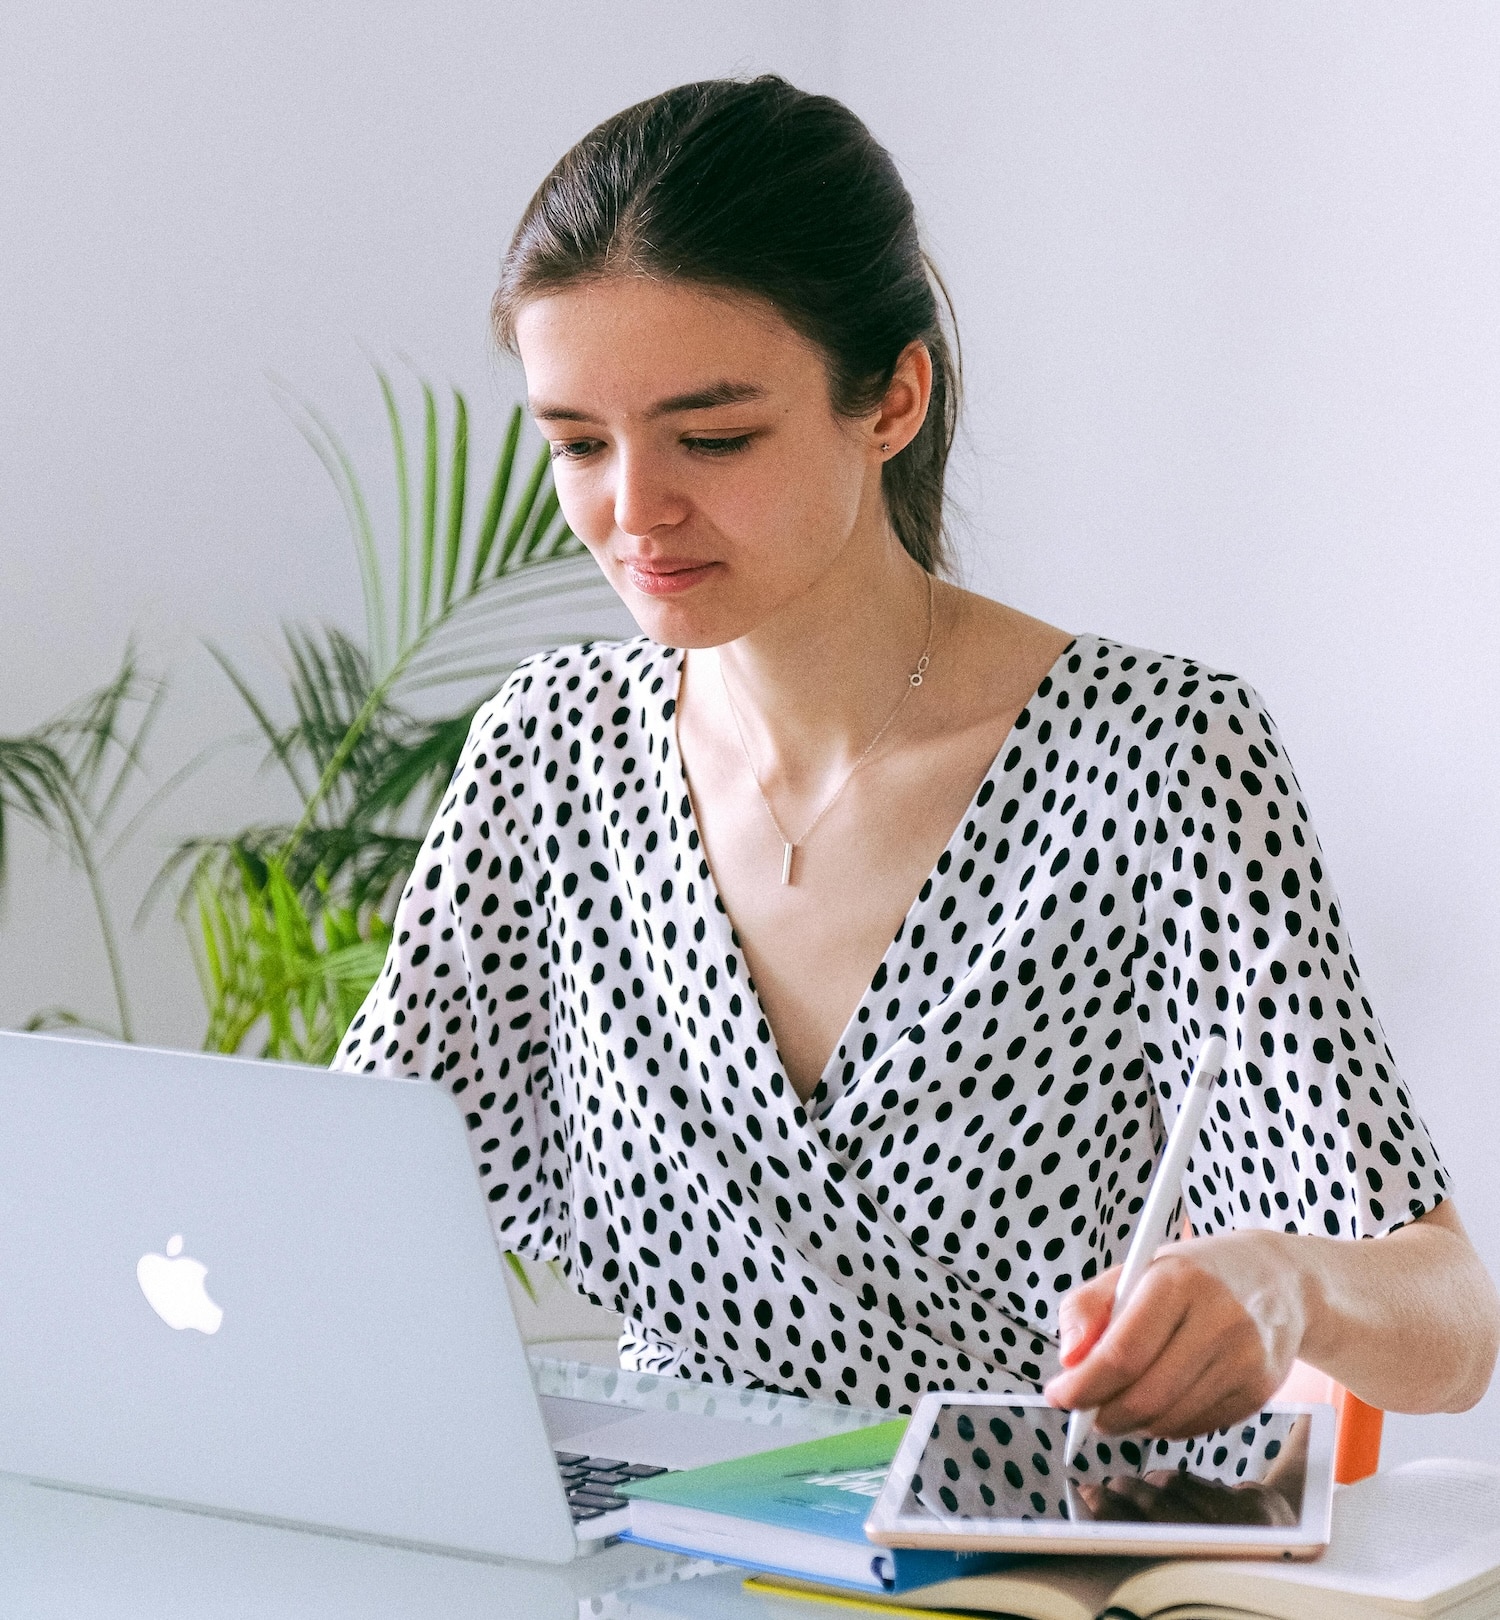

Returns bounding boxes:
[1060,1323,1081,1357]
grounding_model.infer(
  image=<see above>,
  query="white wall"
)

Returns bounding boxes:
[841,1,1500,1465]
[0,0,836,1045]
[3,0,1496,1464]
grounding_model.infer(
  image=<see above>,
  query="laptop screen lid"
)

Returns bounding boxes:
[0,1031,578,1563]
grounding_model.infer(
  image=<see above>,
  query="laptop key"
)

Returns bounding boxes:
[558,1449,673,1524]
[569,1489,628,1511]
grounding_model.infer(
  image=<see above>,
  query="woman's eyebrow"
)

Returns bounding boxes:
[529,380,768,424]
[646,380,767,417]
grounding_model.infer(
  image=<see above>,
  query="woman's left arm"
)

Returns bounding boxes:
[1044,1199,1500,1439]
[1044,669,1498,1438]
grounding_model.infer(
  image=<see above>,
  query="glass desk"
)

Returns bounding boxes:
[0,1354,891,1620]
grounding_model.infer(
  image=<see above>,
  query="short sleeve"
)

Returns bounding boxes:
[332,663,564,1259]
[1133,677,1448,1240]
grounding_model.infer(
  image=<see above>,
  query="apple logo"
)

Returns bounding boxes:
[136,1234,224,1335]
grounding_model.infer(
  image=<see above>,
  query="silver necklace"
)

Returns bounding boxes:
[718,571,935,885]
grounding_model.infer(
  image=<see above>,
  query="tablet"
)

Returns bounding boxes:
[865,1393,1336,1560]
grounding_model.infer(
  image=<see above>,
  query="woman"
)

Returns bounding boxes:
[336,76,1498,1440]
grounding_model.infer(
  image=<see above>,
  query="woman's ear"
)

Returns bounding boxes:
[870,339,933,457]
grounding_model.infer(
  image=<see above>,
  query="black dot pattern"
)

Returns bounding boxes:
[335,635,1447,1411]
[908,1402,1300,1521]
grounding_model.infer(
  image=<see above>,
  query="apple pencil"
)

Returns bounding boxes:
[1064,1031,1228,1465]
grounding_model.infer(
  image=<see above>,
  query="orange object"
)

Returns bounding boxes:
[1274,1360,1383,1483]
[1332,1386,1384,1484]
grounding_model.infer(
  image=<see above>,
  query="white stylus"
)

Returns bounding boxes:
[1064,1032,1228,1465]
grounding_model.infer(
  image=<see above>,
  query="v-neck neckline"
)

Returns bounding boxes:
[658,635,1081,1123]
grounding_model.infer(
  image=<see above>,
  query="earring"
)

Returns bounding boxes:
[880,441,890,453]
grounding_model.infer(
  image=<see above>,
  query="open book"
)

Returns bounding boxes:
[746,1460,1500,1620]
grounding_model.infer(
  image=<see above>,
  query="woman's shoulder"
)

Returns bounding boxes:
[470,634,681,737]
[1034,633,1278,762]
[1046,633,1256,704]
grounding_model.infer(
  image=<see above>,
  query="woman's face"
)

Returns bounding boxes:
[514,277,905,649]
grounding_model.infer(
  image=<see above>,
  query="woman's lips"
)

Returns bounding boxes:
[621,558,719,597]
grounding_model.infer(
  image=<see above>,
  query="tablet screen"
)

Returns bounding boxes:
[900,1401,1310,1529]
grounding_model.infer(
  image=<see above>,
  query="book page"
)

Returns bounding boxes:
[748,1560,1137,1620]
[1111,1460,1500,1619]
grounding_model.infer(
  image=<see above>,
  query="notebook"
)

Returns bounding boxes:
[621,1421,1008,1592]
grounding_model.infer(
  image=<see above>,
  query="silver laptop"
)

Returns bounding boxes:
[0,1031,811,1563]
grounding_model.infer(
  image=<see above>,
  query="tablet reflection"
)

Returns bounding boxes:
[901,1403,1308,1529]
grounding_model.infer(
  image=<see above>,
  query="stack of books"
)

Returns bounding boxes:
[621,1430,1500,1619]
[620,1421,1005,1596]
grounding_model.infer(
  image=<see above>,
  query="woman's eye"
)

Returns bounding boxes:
[683,434,753,457]
[549,439,600,462]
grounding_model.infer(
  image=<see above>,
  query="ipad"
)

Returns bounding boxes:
[865,1392,1336,1560]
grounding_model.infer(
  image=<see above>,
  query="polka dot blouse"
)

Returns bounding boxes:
[335,634,1447,1412]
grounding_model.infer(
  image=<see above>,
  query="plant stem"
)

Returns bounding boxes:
[286,665,402,850]
[82,842,134,1043]
[59,794,134,1042]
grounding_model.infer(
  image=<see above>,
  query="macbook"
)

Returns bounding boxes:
[0,1031,830,1563]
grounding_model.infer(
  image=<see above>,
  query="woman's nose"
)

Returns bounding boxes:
[612,448,688,538]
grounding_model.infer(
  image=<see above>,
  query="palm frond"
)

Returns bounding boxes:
[472,406,523,585]
[194,852,391,1065]
[0,735,74,888]
[22,1007,122,1038]
[441,389,468,609]
[270,380,388,674]
[496,442,553,573]
[36,644,164,833]
[183,363,620,1071]
[377,367,413,647]
[420,381,439,629]
[204,642,312,804]
[8,647,166,1041]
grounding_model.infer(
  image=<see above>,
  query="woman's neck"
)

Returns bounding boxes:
[703,531,939,794]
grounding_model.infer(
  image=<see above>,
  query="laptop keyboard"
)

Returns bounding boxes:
[554,1450,671,1522]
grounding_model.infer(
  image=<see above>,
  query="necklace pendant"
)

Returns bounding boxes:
[781,842,795,886]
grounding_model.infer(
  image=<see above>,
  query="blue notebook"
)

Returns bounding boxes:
[619,1419,1009,1594]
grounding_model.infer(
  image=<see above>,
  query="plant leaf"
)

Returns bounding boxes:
[472,405,523,586]
[0,735,73,888]
[441,389,468,610]
[203,642,311,804]
[273,383,388,674]
[180,366,598,1060]
[496,442,552,572]
[378,368,412,648]
[505,1250,539,1304]
[419,381,439,628]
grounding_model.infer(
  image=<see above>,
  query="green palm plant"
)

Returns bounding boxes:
[0,736,73,891]
[174,367,613,1064]
[2,650,163,1040]
[193,854,391,1063]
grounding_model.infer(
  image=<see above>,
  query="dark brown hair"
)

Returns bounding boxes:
[493,76,960,574]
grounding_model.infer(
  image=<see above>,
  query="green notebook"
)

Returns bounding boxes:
[619,1421,1008,1594]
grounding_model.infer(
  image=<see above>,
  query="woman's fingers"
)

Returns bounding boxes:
[1056,1267,1120,1368]
[1141,1364,1282,1440]
[1089,1291,1229,1434]
[1047,1239,1298,1436]
[1092,1284,1267,1434]
[1109,1371,1269,1441]
[1045,1265,1191,1415]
